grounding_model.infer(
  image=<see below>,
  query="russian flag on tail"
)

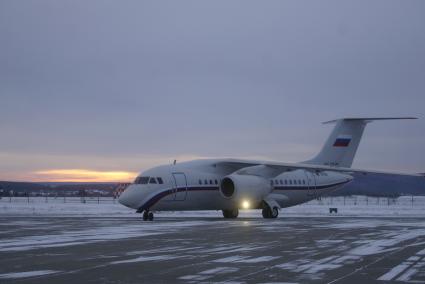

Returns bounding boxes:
[333,135,352,147]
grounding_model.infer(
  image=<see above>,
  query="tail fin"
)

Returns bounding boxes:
[304,117,417,168]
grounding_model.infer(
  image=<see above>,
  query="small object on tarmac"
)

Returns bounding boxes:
[329,208,338,214]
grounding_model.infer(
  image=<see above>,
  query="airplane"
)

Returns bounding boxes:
[118,117,422,221]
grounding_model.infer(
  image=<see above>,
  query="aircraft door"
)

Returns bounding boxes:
[173,173,188,201]
[304,171,316,197]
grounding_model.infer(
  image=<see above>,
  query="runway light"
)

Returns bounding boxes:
[242,200,250,209]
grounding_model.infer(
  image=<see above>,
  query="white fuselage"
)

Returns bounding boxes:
[118,117,419,217]
[118,159,353,212]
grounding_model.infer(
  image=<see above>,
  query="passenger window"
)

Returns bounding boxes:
[149,177,157,184]
[285,180,287,185]
[271,180,274,186]
[157,177,163,184]
[298,179,301,184]
[289,180,292,185]
[199,179,202,185]
[204,179,208,185]
[280,180,283,185]
[215,180,218,185]
[210,180,213,185]
[303,180,306,185]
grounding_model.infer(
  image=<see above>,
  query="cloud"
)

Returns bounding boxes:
[0,1,424,179]
[33,169,138,183]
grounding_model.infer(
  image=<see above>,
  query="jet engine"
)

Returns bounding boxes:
[220,174,271,207]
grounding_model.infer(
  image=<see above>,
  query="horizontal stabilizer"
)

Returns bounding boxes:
[323,117,417,124]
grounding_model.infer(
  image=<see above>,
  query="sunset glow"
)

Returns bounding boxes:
[33,169,138,183]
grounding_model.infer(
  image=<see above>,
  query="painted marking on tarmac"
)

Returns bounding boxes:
[378,248,425,282]
[378,263,411,281]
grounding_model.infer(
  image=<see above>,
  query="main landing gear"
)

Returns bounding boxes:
[142,210,154,221]
[222,209,239,219]
[262,205,279,219]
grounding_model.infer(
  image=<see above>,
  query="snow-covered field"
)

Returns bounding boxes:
[1,196,424,217]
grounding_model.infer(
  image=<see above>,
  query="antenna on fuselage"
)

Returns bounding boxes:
[173,159,177,165]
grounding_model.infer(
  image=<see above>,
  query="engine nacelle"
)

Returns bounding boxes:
[220,174,271,207]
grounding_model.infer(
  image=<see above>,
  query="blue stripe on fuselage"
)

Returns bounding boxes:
[138,186,219,211]
[273,180,350,191]
[138,180,350,211]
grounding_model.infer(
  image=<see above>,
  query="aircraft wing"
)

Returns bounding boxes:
[214,159,424,178]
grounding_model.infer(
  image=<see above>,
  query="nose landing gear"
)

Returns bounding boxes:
[222,209,239,219]
[142,210,154,221]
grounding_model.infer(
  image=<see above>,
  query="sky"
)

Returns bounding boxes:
[1,0,424,182]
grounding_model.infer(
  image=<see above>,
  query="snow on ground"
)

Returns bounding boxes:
[0,220,210,252]
[110,255,181,265]
[0,270,60,279]
[0,197,135,217]
[276,226,425,279]
[0,196,424,217]
[179,267,240,282]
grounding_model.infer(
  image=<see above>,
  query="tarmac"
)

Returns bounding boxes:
[1,215,425,283]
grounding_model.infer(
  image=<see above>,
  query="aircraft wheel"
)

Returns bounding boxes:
[262,206,278,219]
[142,210,149,221]
[222,209,239,219]
[262,207,271,218]
[148,212,154,221]
[271,207,279,218]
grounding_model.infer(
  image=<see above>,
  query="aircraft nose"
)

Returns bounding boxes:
[118,187,136,208]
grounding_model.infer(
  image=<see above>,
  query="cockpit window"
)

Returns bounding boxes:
[149,177,157,184]
[157,177,164,184]
[135,176,149,184]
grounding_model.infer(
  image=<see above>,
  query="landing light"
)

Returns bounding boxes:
[242,200,250,209]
